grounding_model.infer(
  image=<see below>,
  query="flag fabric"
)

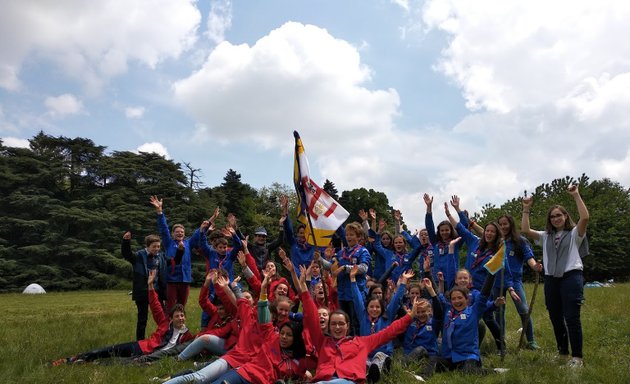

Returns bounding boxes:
[293,131,349,246]
[484,241,506,275]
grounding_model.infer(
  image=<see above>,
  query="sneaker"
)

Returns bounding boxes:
[50,358,68,366]
[567,357,584,368]
[526,341,540,350]
[384,356,392,372]
[367,363,380,383]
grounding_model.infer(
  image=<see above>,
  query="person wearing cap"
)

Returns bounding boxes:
[249,222,285,274]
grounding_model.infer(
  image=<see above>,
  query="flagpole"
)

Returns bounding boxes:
[518,270,540,350]
[499,245,506,361]
[302,196,329,308]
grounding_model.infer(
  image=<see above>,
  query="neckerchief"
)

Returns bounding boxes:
[341,244,360,261]
[471,248,494,270]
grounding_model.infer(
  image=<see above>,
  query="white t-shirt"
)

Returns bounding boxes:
[535,226,584,275]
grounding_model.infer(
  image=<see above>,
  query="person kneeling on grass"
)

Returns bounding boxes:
[50,270,193,365]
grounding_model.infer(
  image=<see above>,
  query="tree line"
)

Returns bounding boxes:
[0,132,628,292]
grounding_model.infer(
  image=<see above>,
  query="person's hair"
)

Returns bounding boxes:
[216,268,230,279]
[546,205,575,233]
[448,286,469,301]
[214,237,228,247]
[208,230,226,245]
[479,221,501,253]
[171,224,185,233]
[270,296,293,320]
[279,321,307,358]
[415,298,432,315]
[437,220,457,241]
[345,222,364,238]
[366,295,387,319]
[368,283,383,298]
[297,223,306,232]
[169,303,186,318]
[145,234,161,247]
[380,231,394,250]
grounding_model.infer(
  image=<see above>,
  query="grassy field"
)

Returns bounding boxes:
[3,283,630,384]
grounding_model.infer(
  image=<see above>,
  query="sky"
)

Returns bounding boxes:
[2,0,630,231]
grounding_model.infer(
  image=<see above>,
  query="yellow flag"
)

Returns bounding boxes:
[484,242,505,275]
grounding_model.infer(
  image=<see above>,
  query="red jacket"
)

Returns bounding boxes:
[138,289,194,354]
[197,285,239,350]
[222,298,265,368]
[237,322,316,384]
[300,291,412,383]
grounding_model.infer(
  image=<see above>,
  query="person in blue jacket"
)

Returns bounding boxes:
[497,214,542,350]
[150,195,203,313]
[350,265,412,383]
[424,193,461,289]
[122,231,168,340]
[402,277,443,379]
[435,268,505,375]
[318,222,371,336]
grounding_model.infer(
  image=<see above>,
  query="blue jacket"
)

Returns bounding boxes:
[426,213,460,290]
[352,281,406,357]
[284,216,319,276]
[440,290,490,362]
[373,234,425,283]
[197,232,243,281]
[157,214,202,283]
[334,244,371,301]
[121,239,168,302]
[403,295,443,355]
[502,236,534,288]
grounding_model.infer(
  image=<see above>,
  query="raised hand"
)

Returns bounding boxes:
[237,251,247,266]
[279,195,289,215]
[282,255,294,272]
[358,209,368,222]
[369,208,377,220]
[241,236,249,252]
[278,247,287,260]
[423,193,433,208]
[443,202,451,217]
[324,244,335,260]
[209,207,220,223]
[423,255,431,273]
[227,213,237,228]
[399,269,414,285]
[437,271,444,283]
[450,195,460,211]
[204,270,215,287]
[216,275,229,288]
[568,183,579,196]
[378,218,386,233]
[149,195,163,213]
[230,276,241,289]
[522,195,533,209]
[393,209,401,222]
[423,277,435,296]
[123,231,131,240]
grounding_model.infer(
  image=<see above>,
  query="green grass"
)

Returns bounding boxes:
[3,284,630,383]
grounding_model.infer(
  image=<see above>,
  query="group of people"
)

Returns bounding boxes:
[50,184,590,382]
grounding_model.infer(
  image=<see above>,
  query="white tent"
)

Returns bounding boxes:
[23,283,46,294]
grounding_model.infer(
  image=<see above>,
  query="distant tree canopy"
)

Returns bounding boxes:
[0,133,628,291]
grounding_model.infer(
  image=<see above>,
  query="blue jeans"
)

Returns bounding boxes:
[163,358,230,384]
[492,281,535,343]
[313,380,356,384]
[178,335,226,361]
[544,270,584,358]
[211,369,250,384]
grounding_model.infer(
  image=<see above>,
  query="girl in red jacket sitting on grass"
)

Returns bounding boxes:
[51,270,193,365]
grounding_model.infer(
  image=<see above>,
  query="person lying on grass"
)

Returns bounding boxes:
[50,270,193,365]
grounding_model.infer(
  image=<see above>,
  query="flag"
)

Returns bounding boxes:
[484,241,506,275]
[293,131,349,246]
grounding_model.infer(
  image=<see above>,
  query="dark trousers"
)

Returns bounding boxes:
[544,270,584,358]
[339,299,359,336]
[166,283,190,314]
[134,299,149,340]
[77,341,142,362]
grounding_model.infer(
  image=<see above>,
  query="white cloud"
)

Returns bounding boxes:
[137,142,170,159]
[174,21,399,152]
[1,136,29,148]
[125,106,145,119]
[206,0,232,44]
[391,0,410,12]
[44,94,84,117]
[0,1,201,92]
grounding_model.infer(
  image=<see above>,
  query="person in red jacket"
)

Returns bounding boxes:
[209,271,315,384]
[51,270,193,365]
[288,255,419,384]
